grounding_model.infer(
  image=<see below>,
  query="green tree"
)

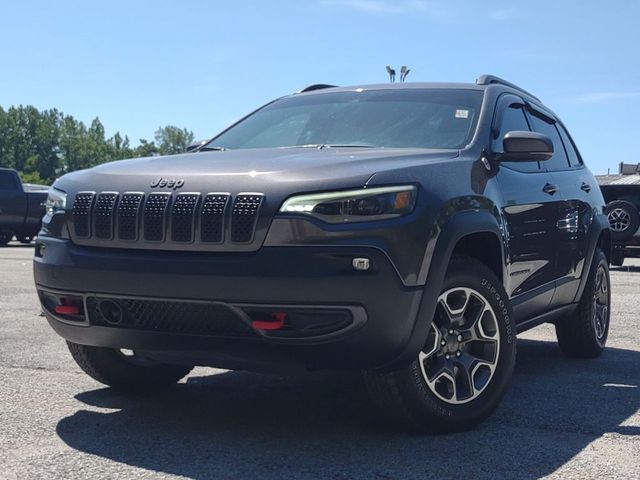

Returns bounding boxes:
[0,102,193,182]
[133,138,159,157]
[154,125,194,155]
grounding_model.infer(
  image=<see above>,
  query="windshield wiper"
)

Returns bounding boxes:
[282,144,376,150]
[198,146,229,151]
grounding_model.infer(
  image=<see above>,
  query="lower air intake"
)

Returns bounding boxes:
[87,297,256,337]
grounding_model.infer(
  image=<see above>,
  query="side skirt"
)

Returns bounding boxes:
[516,303,578,334]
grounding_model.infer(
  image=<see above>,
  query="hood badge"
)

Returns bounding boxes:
[150,177,185,190]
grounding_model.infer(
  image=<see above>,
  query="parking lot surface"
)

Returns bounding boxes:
[1,243,639,479]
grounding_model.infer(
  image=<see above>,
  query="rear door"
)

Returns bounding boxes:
[527,110,595,307]
[0,170,27,233]
[492,95,559,321]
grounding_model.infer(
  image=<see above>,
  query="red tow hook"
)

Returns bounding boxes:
[55,298,81,315]
[252,312,286,331]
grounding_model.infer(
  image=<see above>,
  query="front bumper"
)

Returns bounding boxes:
[34,236,424,371]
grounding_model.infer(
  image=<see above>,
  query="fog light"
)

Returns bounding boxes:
[352,258,371,271]
[35,243,46,258]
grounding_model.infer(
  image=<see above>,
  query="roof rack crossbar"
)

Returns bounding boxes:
[475,74,540,101]
[296,84,337,94]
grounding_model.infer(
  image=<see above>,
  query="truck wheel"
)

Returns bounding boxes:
[363,256,516,433]
[0,233,11,246]
[555,248,610,358]
[19,236,33,244]
[67,341,193,391]
[606,200,640,242]
[611,248,625,267]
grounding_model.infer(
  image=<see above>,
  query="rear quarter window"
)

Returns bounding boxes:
[0,171,19,190]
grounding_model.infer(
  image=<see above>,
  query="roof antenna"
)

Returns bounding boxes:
[386,65,396,83]
[400,66,410,82]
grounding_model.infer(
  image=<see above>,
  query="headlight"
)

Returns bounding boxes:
[45,188,67,217]
[279,185,417,223]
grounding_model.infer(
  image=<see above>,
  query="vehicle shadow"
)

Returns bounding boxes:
[56,339,640,480]
[3,242,34,248]
[611,265,640,273]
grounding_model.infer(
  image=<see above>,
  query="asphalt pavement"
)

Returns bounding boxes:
[1,243,639,479]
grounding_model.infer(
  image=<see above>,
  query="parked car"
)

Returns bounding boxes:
[34,75,611,432]
[600,181,640,265]
[0,168,48,245]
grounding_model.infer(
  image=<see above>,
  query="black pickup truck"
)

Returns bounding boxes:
[0,168,48,245]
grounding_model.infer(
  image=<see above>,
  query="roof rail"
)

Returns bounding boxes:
[296,84,337,94]
[475,74,540,101]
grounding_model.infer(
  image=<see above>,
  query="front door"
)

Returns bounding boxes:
[491,95,561,322]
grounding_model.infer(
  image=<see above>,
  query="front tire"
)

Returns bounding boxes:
[67,341,193,392]
[555,248,610,358]
[364,256,516,433]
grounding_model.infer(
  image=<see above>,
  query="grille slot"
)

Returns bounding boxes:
[118,193,144,241]
[94,193,118,240]
[201,193,229,243]
[171,193,200,242]
[72,192,95,238]
[144,193,171,241]
[231,194,263,243]
[87,297,255,337]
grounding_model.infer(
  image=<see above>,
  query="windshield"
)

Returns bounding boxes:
[205,88,483,151]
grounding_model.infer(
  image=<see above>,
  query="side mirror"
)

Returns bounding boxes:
[186,140,207,152]
[500,131,554,162]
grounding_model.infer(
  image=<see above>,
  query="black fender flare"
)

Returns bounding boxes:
[574,213,611,302]
[379,209,505,370]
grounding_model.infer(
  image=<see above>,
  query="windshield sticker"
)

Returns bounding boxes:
[455,109,469,119]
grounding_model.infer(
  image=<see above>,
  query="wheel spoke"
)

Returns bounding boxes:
[438,288,472,325]
[421,323,443,358]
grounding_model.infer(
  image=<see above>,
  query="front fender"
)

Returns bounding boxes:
[379,208,506,370]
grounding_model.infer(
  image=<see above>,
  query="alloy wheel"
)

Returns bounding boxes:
[418,287,500,404]
[608,208,631,232]
[593,266,609,340]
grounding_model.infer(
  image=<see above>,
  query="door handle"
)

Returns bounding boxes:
[580,182,591,193]
[542,183,559,195]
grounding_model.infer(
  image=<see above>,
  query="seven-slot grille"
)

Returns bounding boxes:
[71,190,263,247]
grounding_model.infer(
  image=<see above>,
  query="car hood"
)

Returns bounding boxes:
[55,147,459,194]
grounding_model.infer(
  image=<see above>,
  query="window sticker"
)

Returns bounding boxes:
[455,109,469,119]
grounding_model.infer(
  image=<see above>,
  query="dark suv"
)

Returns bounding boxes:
[34,75,611,432]
[600,182,640,265]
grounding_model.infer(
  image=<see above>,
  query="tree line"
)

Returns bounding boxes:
[0,105,195,185]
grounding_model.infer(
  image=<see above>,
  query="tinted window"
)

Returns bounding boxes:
[556,123,582,168]
[206,89,483,151]
[0,171,19,190]
[528,113,570,171]
[494,103,540,173]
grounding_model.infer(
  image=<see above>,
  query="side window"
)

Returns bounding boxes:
[556,123,583,168]
[493,102,541,173]
[0,171,19,191]
[527,113,570,171]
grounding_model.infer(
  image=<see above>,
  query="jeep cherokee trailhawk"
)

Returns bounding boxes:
[34,75,612,432]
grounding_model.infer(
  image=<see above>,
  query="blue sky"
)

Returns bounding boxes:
[1,0,638,174]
